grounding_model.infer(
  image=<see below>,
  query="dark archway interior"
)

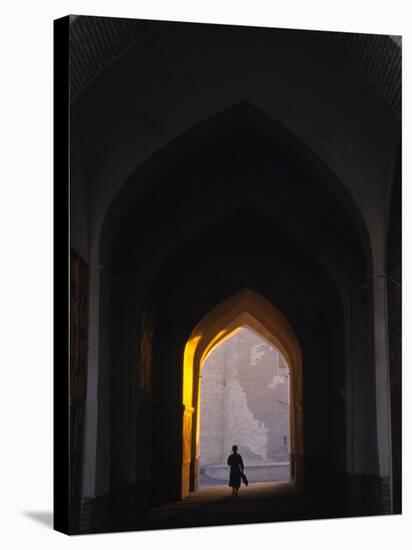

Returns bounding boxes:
[102,105,375,529]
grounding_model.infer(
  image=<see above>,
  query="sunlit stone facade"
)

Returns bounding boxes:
[199,327,290,467]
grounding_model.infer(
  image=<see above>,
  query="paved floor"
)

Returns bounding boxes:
[199,472,231,487]
[199,472,290,488]
[149,481,344,530]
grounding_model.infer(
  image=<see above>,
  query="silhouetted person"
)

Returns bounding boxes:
[227,445,244,495]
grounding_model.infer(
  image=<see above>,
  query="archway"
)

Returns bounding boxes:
[65,19,402,531]
[91,104,373,524]
[182,289,303,498]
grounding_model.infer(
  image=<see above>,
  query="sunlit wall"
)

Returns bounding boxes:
[199,327,290,466]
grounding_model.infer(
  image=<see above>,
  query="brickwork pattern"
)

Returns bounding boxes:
[69,249,89,531]
[347,474,392,516]
[200,328,290,466]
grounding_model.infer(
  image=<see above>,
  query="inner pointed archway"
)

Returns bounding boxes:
[181,289,303,498]
[199,326,291,488]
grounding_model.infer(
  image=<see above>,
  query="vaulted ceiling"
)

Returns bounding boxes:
[68,15,401,116]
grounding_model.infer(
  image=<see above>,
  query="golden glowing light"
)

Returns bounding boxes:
[180,289,304,498]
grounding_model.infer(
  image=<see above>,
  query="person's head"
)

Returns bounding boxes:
[232,445,238,453]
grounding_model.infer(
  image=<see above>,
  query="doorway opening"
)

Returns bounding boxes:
[181,289,303,498]
[199,326,291,488]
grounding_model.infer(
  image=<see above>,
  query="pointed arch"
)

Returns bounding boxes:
[181,289,303,497]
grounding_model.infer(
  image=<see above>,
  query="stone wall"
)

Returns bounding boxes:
[387,172,401,514]
[199,328,290,466]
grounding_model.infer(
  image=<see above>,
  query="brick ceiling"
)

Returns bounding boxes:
[69,15,401,117]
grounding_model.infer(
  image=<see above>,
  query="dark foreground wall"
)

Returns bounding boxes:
[62,17,401,534]
[74,122,380,533]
